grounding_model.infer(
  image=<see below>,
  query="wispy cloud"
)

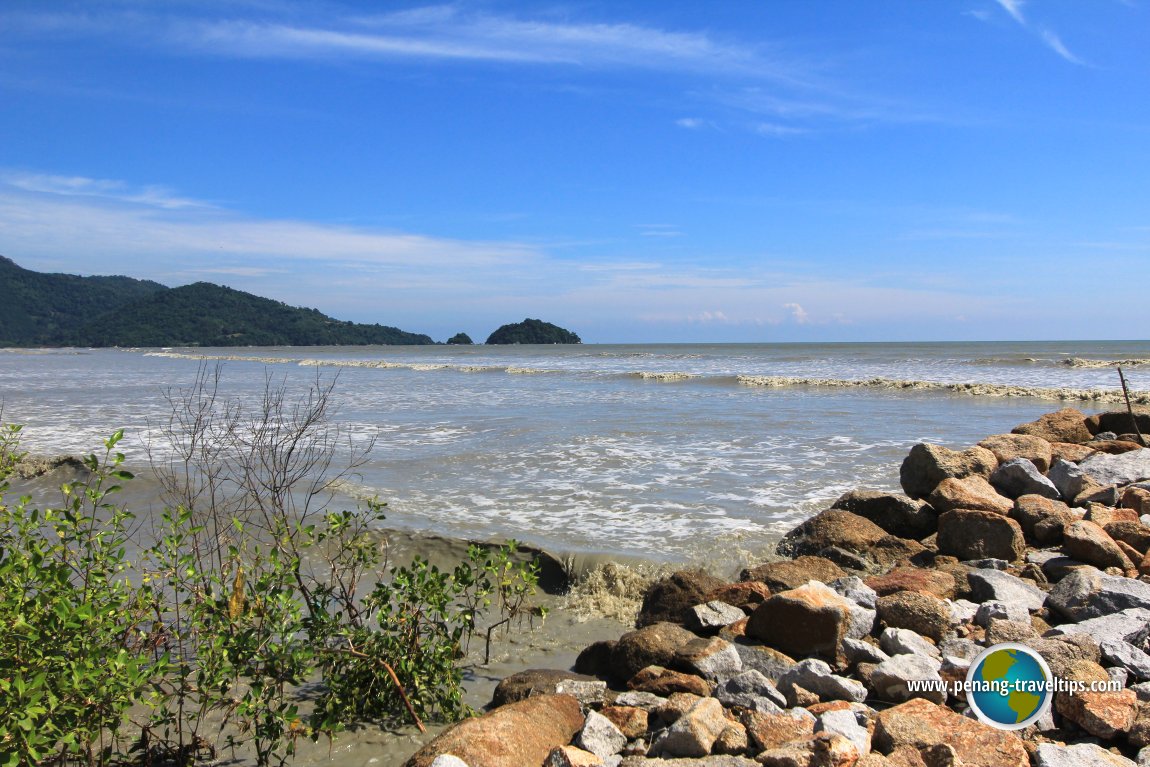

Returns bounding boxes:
[1,171,211,210]
[991,0,1087,65]
[995,0,1027,25]
[1039,28,1086,65]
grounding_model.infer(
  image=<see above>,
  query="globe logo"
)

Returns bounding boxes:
[965,642,1053,730]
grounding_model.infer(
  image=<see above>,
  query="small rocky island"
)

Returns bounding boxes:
[486,318,581,345]
[406,407,1150,767]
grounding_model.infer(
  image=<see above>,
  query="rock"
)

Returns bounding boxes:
[545,746,605,767]
[653,691,703,724]
[614,691,666,710]
[900,443,998,500]
[1013,494,1078,544]
[686,601,749,634]
[577,711,628,761]
[652,697,729,758]
[714,669,787,713]
[1080,449,1150,488]
[1086,411,1150,438]
[928,475,1014,515]
[613,623,701,681]
[1049,609,1150,647]
[948,599,979,625]
[866,568,957,600]
[674,636,743,681]
[430,757,471,767]
[829,576,879,608]
[1056,687,1138,739]
[842,637,891,666]
[980,433,1054,473]
[404,694,584,767]
[872,698,1028,767]
[618,758,759,767]
[1123,487,1150,515]
[558,679,610,707]
[777,658,867,704]
[876,591,953,641]
[936,509,1025,562]
[990,457,1061,500]
[1013,408,1093,444]
[966,568,1047,612]
[628,666,712,698]
[746,581,857,660]
[601,706,649,740]
[832,489,938,539]
[880,627,940,660]
[985,617,1039,644]
[775,510,888,559]
[1033,742,1137,766]
[815,708,871,757]
[1077,485,1122,507]
[1063,520,1136,570]
[1102,639,1150,681]
[1049,459,1091,503]
[637,570,727,628]
[1029,634,1102,677]
[1106,520,1150,554]
[492,669,601,707]
[704,582,773,613]
[741,556,846,592]
[1052,441,1098,462]
[712,722,748,756]
[975,601,1029,626]
[868,654,945,704]
[576,641,618,678]
[742,710,816,752]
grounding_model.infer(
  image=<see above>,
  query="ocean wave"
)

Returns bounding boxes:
[1060,358,1150,369]
[626,371,699,382]
[735,375,1149,404]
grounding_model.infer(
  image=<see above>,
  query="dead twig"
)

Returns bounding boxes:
[1118,366,1148,447]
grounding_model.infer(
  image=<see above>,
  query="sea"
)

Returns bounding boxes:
[2,340,1148,567]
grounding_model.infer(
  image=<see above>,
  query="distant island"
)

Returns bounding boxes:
[446,332,474,345]
[486,318,581,345]
[0,256,433,347]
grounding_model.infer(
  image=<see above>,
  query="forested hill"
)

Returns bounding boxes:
[0,256,433,347]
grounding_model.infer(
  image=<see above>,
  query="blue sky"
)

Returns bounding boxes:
[1,1,1147,343]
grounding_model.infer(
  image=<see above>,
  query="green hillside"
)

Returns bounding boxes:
[486,318,581,345]
[0,256,433,347]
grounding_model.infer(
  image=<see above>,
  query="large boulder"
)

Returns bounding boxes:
[404,694,584,767]
[875,591,953,641]
[740,556,845,592]
[1012,408,1093,444]
[1033,742,1137,766]
[775,510,887,559]
[936,508,1026,562]
[871,698,1028,766]
[1063,520,1135,571]
[1085,411,1150,437]
[613,622,702,681]
[1012,494,1077,544]
[651,697,729,758]
[900,443,998,500]
[1047,567,1150,622]
[1080,449,1150,488]
[928,475,1014,515]
[745,582,858,660]
[831,490,938,539]
[979,433,1054,473]
[1048,459,1091,504]
[491,669,600,707]
[865,568,957,600]
[637,570,727,627]
[990,458,1060,500]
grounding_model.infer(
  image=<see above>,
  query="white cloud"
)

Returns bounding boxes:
[783,302,810,324]
[1,171,211,210]
[1039,28,1086,65]
[991,0,1087,66]
[995,0,1027,25]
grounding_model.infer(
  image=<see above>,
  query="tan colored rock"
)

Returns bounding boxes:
[1056,688,1137,739]
[1086,505,1140,526]
[612,622,700,681]
[866,568,956,600]
[545,745,602,767]
[1088,439,1146,455]
[404,694,584,767]
[654,696,729,758]
[713,722,749,756]
[1050,441,1097,463]
[876,591,952,641]
[637,569,727,627]
[936,509,1026,562]
[601,705,649,740]
[1063,519,1135,570]
[900,443,998,500]
[1122,486,1150,515]
[1012,495,1076,544]
[656,691,704,724]
[1085,410,1150,437]
[928,476,1013,515]
[740,556,846,592]
[628,665,711,698]
[1012,408,1093,444]
[978,433,1053,473]
[746,582,853,660]
[872,699,1027,767]
[742,710,816,751]
[705,581,773,613]
[776,510,888,559]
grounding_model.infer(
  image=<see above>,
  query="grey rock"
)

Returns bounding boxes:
[829,576,878,609]
[938,637,981,661]
[964,557,1010,569]
[430,757,471,767]
[1050,458,1090,502]
[949,599,979,624]
[674,637,743,682]
[577,711,627,760]
[846,604,877,640]
[731,644,795,683]
[880,627,941,660]
[557,679,609,706]
[713,669,786,713]
[967,567,1047,613]
[1048,567,1150,621]
[1047,608,1150,645]
[991,457,1060,499]
[842,637,890,666]
[687,601,747,634]
[1096,431,1120,441]
[776,658,867,704]
[1133,681,1150,702]
[975,600,1029,627]
[1034,742,1137,766]
[868,654,946,704]
[653,697,728,759]
[1101,639,1150,681]
[613,691,666,710]
[1140,746,1150,767]
[1109,666,1130,689]
[1080,448,1150,487]
[814,708,871,756]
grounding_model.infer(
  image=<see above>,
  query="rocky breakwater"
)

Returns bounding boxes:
[404,407,1150,767]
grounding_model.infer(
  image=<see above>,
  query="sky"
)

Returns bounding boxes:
[1,1,1147,344]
